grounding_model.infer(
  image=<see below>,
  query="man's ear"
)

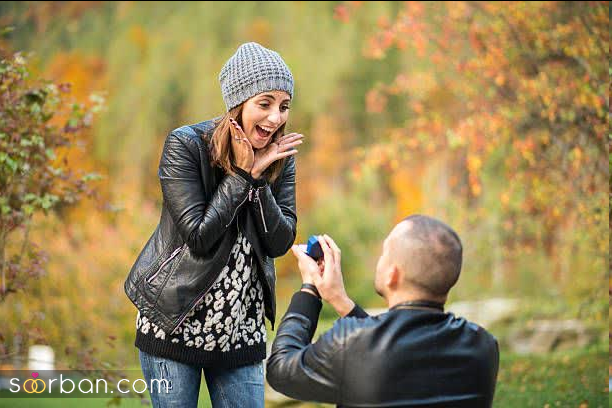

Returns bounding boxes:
[386,264,401,290]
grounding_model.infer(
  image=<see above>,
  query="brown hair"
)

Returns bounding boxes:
[209,103,286,183]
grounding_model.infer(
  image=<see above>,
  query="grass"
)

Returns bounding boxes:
[492,344,608,408]
[263,345,609,408]
[0,374,213,408]
[1,340,606,407]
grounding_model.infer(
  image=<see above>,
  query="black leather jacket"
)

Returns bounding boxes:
[124,119,297,335]
[267,292,500,408]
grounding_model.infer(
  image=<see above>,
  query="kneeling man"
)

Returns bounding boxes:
[267,214,499,408]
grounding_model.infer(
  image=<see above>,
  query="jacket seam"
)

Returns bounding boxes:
[135,237,173,286]
[133,284,173,323]
[170,131,200,164]
[151,243,188,305]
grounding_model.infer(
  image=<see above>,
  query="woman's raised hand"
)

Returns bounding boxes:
[229,118,254,172]
[251,133,303,179]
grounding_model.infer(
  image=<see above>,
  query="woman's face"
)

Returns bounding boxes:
[240,90,291,150]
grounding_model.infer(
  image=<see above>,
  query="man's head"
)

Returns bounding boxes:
[374,214,463,303]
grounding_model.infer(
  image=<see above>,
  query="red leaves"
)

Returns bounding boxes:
[333,4,351,23]
[365,88,387,114]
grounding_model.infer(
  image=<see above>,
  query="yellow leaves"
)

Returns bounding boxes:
[500,191,510,207]
[390,166,423,221]
[46,52,107,103]
[245,17,272,45]
[494,73,505,86]
[467,154,482,173]
[571,146,582,170]
[467,154,483,196]
[469,176,482,197]
[128,25,148,54]
[513,138,536,166]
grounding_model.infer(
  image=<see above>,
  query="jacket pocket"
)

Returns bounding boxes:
[144,244,188,306]
[146,244,185,284]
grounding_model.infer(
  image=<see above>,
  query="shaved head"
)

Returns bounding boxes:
[388,215,463,297]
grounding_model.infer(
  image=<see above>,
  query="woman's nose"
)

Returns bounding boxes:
[268,111,282,125]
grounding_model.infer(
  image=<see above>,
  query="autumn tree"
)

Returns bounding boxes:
[0,45,103,302]
[339,1,608,293]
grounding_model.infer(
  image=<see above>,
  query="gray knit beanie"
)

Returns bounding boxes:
[219,42,294,111]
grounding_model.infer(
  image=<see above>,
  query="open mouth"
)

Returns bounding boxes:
[255,125,273,139]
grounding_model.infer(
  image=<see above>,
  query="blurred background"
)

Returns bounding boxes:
[0,1,608,407]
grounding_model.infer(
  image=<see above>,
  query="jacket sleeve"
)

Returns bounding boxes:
[248,155,297,258]
[266,291,346,404]
[346,303,369,318]
[158,131,251,257]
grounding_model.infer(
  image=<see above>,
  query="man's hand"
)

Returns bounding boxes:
[290,244,320,286]
[311,235,355,317]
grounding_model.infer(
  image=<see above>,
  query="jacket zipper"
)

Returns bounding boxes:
[169,228,239,335]
[171,185,266,334]
[170,289,208,335]
[254,187,268,233]
[224,187,252,228]
[146,245,185,283]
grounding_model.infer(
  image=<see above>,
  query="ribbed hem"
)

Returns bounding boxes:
[135,331,266,369]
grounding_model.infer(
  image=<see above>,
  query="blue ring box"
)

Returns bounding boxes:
[306,235,323,260]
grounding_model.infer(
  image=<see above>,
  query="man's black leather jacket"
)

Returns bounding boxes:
[124,119,297,335]
[267,292,500,408]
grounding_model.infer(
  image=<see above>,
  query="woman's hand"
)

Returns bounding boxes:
[251,133,303,179]
[229,118,254,172]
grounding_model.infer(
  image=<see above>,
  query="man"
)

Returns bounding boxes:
[266,214,499,408]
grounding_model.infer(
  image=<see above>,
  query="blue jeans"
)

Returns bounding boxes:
[138,349,264,408]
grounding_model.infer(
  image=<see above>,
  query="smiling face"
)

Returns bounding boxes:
[240,90,291,149]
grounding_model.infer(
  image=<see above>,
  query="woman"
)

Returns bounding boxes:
[124,42,303,407]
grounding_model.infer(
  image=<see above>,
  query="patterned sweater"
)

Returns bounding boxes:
[134,229,267,368]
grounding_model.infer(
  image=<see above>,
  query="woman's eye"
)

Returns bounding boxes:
[281,106,290,112]
[259,104,269,108]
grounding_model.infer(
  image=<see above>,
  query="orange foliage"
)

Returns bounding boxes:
[343,1,608,281]
[390,166,424,222]
[45,52,110,222]
[297,115,352,209]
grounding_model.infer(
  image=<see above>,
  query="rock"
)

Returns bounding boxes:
[446,298,519,329]
[508,319,596,354]
[365,299,520,330]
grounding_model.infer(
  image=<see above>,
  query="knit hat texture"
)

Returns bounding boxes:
[219,42,294,111]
